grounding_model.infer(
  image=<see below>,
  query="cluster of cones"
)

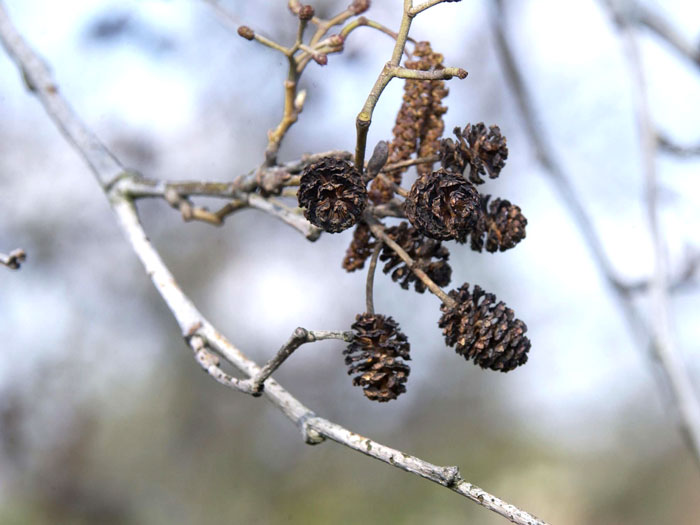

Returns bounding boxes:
[296,41,531,402]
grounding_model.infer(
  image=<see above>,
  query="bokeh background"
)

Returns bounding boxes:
[1,0,700,523]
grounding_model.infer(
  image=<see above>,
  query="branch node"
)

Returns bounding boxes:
[441,465,461,487]
[299,415,325,445]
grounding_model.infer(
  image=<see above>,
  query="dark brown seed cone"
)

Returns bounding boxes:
[342,222,376,272]
[439,284,530,372]
[440,123,508,184]
[369,41,449,203]
[298,157,368,233]
[380,222,451,293]
[344,313,411,402]
[469,195,527,253]
[404,169,482,242]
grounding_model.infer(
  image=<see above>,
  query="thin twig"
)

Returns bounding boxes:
[365,241,382,314]
[0,4,549,523]
[247,328,353,395]
[190,334,255,394]
[633,3,700,69]
[365,213,455,307]
[0,248,26,270]
[383,154,439,172]
[375,173,410,198]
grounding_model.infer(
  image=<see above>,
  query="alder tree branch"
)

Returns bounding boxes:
[0,4,549,524]
[365,240,382,314]
[0,248,26,270]
[491,0,700,468]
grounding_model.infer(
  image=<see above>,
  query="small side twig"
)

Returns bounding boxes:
[382,154,439,173]
[365,213,454,307]
[0,248,26,270]
[365,240,383,314]
[246,328,353,395]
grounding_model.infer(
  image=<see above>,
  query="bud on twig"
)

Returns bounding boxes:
[237,25,255,40]
[298,5,315,20]
[366,140,389,179]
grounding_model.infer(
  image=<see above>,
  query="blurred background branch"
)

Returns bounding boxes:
[491,0,700,470]
[0,248,25,269]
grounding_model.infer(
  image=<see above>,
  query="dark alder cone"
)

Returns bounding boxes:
[439,284,530,372]
[342,222,376,271]
[469,195,527,253]
[440,123,508,185]
[298,157,368,233]
[380,222,451,293]
[369,41,449,203]
[344,313,411,402]
[404,169,482,242]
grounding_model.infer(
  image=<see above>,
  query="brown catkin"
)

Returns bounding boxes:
[369,41,449,203]
[342,222,376,271]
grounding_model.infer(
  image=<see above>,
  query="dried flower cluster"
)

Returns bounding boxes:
[272,5,533,402]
